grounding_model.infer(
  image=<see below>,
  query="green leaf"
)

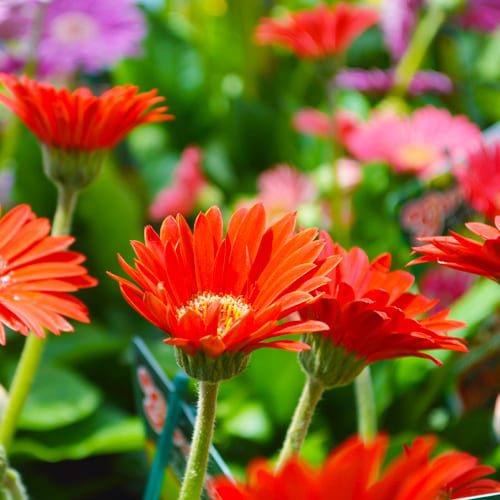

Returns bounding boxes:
[11,407,144,462]
[13,364,101,431]
[241,349,305,424]
[77,160,143,303]
[439,279,500,362]
[222,402,272,442]
[44,323,126,365]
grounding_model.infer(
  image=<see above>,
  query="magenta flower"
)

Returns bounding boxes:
[458,0,500,33]
[345,107,482,178]
[31,0,145,75]
[380,0,423,60]
[0,1,42,40]
[335,68,452,95]
[149,146,206,221]
[0,49,23,73]
[420,267,475,312]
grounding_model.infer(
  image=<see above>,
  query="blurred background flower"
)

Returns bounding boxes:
[149,146,206,220]
[345,107,482,178]
[454,141,500,220]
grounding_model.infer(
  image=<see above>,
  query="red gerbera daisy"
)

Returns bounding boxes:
[110,204,340,380]
[210,434,500,500]
[0,73,172,151]
[454,140,500,220]
[0,204,97,345]
[410,217,500,282]
[299,233,466,388]
[255,3,378,59]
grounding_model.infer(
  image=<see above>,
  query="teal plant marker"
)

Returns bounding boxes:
[144,372,188,500]
[132,338,231,499]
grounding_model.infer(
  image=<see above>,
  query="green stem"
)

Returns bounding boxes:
[276,376,324,470]
[354,367,377,443]
[52,185,79,236]
[0,336,45,451]
[393,6,446,96]
[179,381,219,500]
[0,185,78,450]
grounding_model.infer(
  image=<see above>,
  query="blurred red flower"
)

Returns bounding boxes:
[210,434,500,500]
[454,141,500,221]
[0,73,173,150]
[255,3,377,59]
[110,204,341,358]
[301,232,466,369]
[410,217,500,282]
[0,204,97,345]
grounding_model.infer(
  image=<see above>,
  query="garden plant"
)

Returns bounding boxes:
[0,0,498,499]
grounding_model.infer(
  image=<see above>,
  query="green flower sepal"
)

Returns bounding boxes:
[42,145,105,191]
[175,348,249,382]
[299,333,366,389]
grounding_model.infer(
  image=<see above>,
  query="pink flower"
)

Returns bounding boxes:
[454,140,500,221]
[293,108,358,144]
[336,158,362,191]
[380,0,423,60]
[345,107,482,179]
[149,146,206,220]
[256,164,317,221]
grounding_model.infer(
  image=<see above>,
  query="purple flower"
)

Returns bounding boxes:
[335,68,452,95]
[380,0,423,60]
[0,49,24,73]
[457,0,500,33]
[36,0,146,75]
[0,2,39,40]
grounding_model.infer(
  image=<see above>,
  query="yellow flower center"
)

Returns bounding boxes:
[397,144,436,171]
[177,292,250,335]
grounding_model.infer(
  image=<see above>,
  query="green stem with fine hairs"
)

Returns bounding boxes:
[179,381,219,500]
[0,185,79,450]
[354,366,377,443]
[276,376,325,470]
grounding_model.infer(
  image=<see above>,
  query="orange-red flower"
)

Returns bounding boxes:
[255,3,378,59]
[0,73,173,151]
[209,434,500,500]
[110,204,340,362]
[410,217,500,282]
[0,204,97,345]
[299,233,466,387]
